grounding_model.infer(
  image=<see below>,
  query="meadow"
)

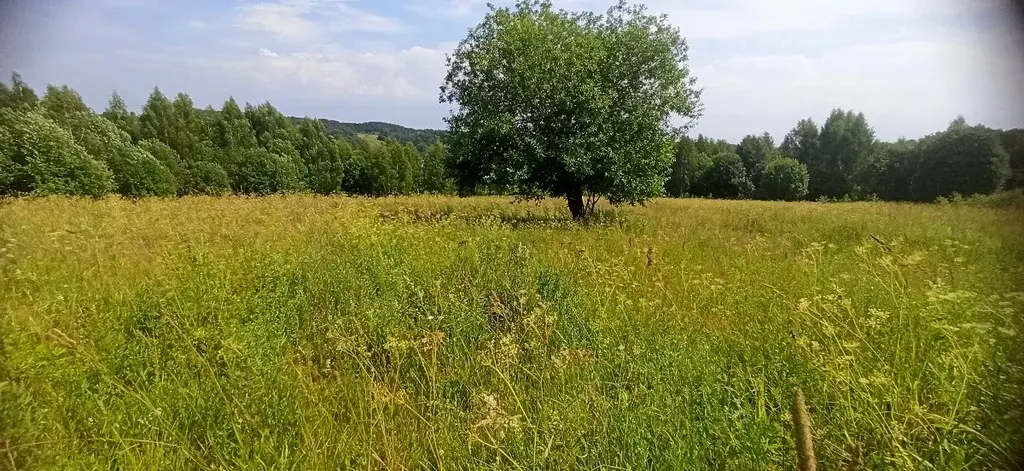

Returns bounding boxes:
[0,195,1021,469]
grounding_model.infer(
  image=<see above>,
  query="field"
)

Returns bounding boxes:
[1,196,1022,469]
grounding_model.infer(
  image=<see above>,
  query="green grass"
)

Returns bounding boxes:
[1,196,1022,469]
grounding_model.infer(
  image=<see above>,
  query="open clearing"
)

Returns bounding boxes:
[1,196,1022,469]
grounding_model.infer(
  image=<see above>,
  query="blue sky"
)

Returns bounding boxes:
[1,0,1022,142]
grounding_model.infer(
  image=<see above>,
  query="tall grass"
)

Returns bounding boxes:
[1,196,1021,469]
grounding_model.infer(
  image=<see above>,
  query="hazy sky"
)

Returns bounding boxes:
[1,0,1023,142]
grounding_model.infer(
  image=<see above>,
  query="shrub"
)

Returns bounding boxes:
[757,157,809,201]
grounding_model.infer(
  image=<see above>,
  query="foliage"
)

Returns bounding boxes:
[856,139,919,201]
[0,123,12,192]
[0,109,113,196]
[179,161,231,196]
[757,157,809,201]
[113,149,178,197]
[215,97,260,154]
[138,138,185,183]
[229,148,304,195]
[420,141,455,194]
[909,120,1011,201]
[1,70,1019,204]
[701,151,753,199]
[101,91,140,141]
[40,85,91,119]
[666,135,714,197]
[365,141,417,196]
[441,0,701,218]
[309,119,445,151]
[297,118,347,194]
[735,132,776,182]
[0,72,40,111]
[42,98,177,198]
[245,102,300,149]
[998,129,1024,189]
[812,109,876,199]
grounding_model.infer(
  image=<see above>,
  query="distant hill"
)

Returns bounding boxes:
[290,117,445,151]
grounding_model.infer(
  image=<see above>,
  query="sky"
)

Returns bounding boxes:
[1,0,1023,142]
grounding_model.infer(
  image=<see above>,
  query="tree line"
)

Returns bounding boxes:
[306,119,446,152]
[1,71,1020,202]
[668,110,1021,202]
[0,73,454,198]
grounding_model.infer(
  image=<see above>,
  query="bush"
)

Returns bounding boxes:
[757,157,809,201]
[701,152,753,199]
[957,190,1024,210]
[180,161,231,196]
[0,109,113,196]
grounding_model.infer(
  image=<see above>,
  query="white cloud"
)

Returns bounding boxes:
[101,0,159,7]
[426,0,1004,38]
[238,0,405,43]
[646,0,1001,39]
[201,43,453,100]
[691,28,1024,140]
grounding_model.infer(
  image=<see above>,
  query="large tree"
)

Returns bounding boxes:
[420,141,455,194]
[780,118,820,179]
[999,129,1024,189]
[666,135,714,197]
[0,72,40,111]
[814,109,875,199]
[909,119,1010,201]
[101,91,141,142]
[297,118,346,194]
[440,0,701,219]
[757,157,809,201]
[856,139,919,201]
[0,109,114,196]
[701,152,752,199]
[735,132,776,183]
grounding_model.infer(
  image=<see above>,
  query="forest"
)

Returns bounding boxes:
[0,71,1020,203]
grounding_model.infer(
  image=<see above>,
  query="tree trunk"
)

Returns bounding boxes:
[567,183,585,220]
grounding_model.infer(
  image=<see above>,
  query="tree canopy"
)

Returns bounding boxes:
[0,62,1019,205]
[0,73,454,199]
[440,0,701,218]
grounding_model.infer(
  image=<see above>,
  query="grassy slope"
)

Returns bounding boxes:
[1,196,1022,469]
